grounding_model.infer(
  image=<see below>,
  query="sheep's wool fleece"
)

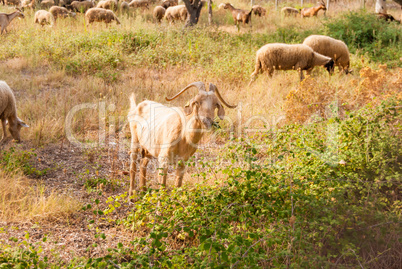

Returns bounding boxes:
[0,81,17,120]
[303,35,349,66]
[256,43,321,71]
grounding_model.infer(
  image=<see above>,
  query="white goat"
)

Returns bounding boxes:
[128,82,236,194]
[0,8,24,34]
[0,81,28,144]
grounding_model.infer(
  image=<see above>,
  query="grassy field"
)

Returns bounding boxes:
[0,0,401,267]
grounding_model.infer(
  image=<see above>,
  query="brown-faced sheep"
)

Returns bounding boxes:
[34,9,54,26]
[128,0,149,9]
[0,8,24,34]
[252,5,266,17]
[85,7,120,26]
[376,12,401,23]
[164,4,187,23]
[97,0,118,11]
[161,0,177,9]
[303,35,351,74]
[49,6,76,21]
[67,0,95,13]
[222,3,252,26]
[301,1,326,18]
[0,81,28,144]
[281,7,300,17]
[249,43,334,83]
[153,5,165,22]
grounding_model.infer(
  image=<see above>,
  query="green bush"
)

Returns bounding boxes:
[324,11,402,67]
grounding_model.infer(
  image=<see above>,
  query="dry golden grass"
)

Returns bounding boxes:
[0,169,80,222]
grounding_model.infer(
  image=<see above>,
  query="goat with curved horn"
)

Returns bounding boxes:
[165,81,206,101]
[208,83,237,108]
[128,82,237,194]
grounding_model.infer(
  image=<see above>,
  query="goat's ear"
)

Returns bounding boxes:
[184,100,197,116]
[217,103,225,120]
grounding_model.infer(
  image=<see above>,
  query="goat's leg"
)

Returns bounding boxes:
[129,148,140,197]
[157,156,168,187]
[175,161,185,187]
[139,157,149,191]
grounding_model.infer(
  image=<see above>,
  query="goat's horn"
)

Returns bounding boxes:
[166,82,206,101]
[209,83,237,108]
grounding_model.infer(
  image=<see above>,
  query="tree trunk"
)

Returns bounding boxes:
[183,0,204,27]
[208,0,212,25]
[375,0,387,13]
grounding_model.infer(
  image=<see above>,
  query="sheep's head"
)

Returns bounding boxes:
[8,117,29,143]
[166,82,237,129]
[324,59,335,74]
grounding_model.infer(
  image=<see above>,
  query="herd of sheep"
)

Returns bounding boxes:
[0,0,369,189]
[0,0,335,30]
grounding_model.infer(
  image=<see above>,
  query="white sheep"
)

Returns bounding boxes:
[303,35,351,74]
[49,6,76,21]
[0,8,24,34]
[127,82,236,193]
[34,10,54,26]
[40,0,55,9]
[153,5,165,23]
[85,7,120,26]
[0,81,28,144]
[97,0,118,11]
[164,4,187,23]
[250,43,334,83]
[128,0,149,9]
[67,1,95,13]
[252,5,266,17]
[281,7,300,17]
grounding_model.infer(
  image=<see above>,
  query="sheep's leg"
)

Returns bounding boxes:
[139,157,149,191]
[175,161,185,188]
[157,156,168,187]
[129,148,140,197]
[0,119,7,143]
[299,69,305,81]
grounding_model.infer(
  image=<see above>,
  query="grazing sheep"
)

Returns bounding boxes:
[67,0,95,13]
[119,1,129,12]
[161,0,177,9]
[97,0,118,11]
[153,5,165,22]
[85,7,120,26]
[303,35,351,74]
[49,6,76,20]
[252,5,266,17]
[0,81,28,144]
[40,0,55,9]
[128,82,236,193]
[0,8,24,34]
[4,0,20,6]
[218,3,225,9]
[222,3,252,26]
[34,9,54,26]
[164,4,187,23]
[301,1,326,18]
[128,0,149,9]
[249,43,334,83]
[21,0,34,9]
[281,7,300,17]
[376,12,401,23]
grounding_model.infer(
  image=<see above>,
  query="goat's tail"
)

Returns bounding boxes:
[129,92,137,111]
